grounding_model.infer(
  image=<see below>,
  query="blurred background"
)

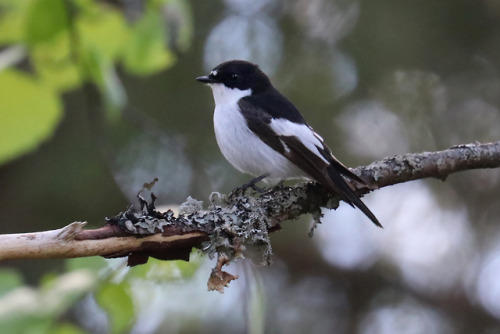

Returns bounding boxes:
[0,0,500,333]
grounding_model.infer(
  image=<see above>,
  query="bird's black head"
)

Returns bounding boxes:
[196,60,272,93]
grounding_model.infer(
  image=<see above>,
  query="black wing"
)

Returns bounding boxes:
[278,135,382,228]
[238,94,382,228]
[242,87,307,124]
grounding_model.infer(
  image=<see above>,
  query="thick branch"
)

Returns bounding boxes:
[1,141,499,287]
[0,222,208,263]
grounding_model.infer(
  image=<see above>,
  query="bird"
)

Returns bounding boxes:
[196,60,381,227]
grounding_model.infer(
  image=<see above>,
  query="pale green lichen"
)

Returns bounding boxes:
[109,182,333,270]
[202,189,273,265]
[179,196,204,215]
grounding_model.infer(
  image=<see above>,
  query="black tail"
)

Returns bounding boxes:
[326,166,382,228]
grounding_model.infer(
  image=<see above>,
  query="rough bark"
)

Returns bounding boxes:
[1,141,499,291]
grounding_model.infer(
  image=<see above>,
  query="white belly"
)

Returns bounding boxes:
[213,104,304,180]
[208,83,305,181]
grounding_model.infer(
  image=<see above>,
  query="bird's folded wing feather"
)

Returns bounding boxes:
[238,97,366,188]
[239,97,382,227]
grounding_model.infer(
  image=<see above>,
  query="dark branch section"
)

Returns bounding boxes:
[74,141,500,291]
[117,236,210,266]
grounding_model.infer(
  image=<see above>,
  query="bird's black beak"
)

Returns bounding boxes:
[196,76,216,84]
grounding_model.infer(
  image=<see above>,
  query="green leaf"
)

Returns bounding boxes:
[25,0,67,45]
[0,315,53,334]
[76,7,129,63]
[39,270,97,314]
[0,70,62,165]
[122,9,175,75]
[0,269,23,297]
[50,322,87,334]
[76,7,129,115]
[0,270,96,334]
[0,0,32,45]
[81,47,126,118]
[31,32,82,92]
[96,282,134,334]
[129,251,203,281]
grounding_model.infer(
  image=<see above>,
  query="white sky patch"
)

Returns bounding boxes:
[203,15,282,75]
[336,100,410,158]
[359,295,454,334]
[317,204,378,270]
[475,238,500,319]
[270,118,329,164]
[317,181,473,295]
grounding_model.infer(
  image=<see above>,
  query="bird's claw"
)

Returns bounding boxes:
[229,174,268,198]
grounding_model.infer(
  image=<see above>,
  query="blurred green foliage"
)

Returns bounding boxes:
[0,0,498,332]
[0,267,96,333]
[129,251,203,281]
[0,0,192,164]
[0,268,23,295]
[0,0,195,332]
[0,253,204,333]
[0,69,62,164]
[96,281,134,334]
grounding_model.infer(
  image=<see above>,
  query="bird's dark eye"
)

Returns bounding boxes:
[230,73,238,81]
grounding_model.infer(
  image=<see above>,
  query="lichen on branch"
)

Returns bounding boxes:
[0,141,499,292]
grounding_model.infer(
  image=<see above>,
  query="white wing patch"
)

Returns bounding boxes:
[311,127,324,142]
[270,118,330,164]
[280,138,291,153]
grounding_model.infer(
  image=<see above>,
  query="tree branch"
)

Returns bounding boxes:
[0,222,208,262]
[1,141,499,291]
[356,141,500,189]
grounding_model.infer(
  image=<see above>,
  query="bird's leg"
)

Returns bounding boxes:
[266,179,286,195]
[232,174,268,195]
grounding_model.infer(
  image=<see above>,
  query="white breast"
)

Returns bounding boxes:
[209,83,305,180]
